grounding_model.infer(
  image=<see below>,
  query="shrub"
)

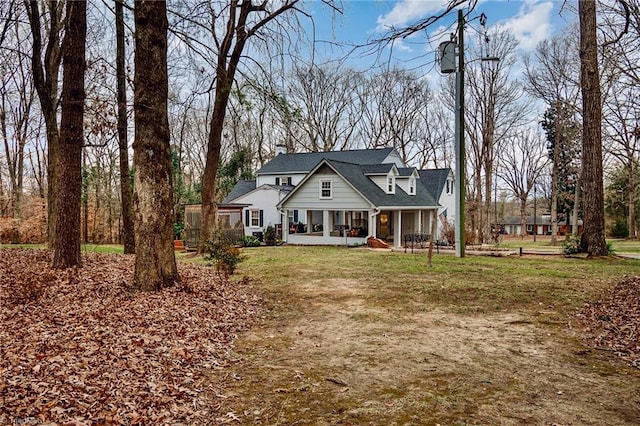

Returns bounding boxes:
[610,219,629,238]
[562,236,582,255]
[241,235,261,247]
[205,232,245,274]
[263,225,276,246]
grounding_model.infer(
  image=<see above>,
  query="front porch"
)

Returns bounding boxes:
[281,208,438,248]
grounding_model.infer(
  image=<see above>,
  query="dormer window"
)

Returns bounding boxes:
[446,178,453,194]
[409,177,416,195]
[387,175,395,194]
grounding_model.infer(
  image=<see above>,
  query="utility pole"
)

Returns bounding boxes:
[454,9,466,257]
[533,181,537,242]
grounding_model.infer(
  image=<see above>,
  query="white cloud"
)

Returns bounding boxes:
[376,0,450,31]
[496,1,554,51]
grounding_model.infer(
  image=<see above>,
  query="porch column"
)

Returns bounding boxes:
[282,210,288,241]
[323,210,330,237]
[417,210,422,234]
[394,210,402,248]
[369,210,377,238]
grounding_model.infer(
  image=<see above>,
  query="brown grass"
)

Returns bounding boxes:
[211,246,640,425]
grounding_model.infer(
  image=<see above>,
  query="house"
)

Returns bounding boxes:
[220,148,456,248]
[494,215,583,236]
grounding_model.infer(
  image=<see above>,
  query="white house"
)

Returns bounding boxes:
[223,148,457,247]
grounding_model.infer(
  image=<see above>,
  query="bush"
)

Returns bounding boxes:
[562,236,582,255]
[241,235,261,247]
[263,225,276,246]
[205,232,245,274]
[610,219,629,238]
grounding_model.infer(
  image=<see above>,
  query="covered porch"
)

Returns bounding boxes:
[281,207,438,247]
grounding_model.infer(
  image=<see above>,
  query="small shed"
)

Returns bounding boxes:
[184,203,248,249]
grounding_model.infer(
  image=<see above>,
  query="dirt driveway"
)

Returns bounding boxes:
[214,272,640,425]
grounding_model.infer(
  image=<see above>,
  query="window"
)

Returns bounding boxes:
[387,176,395,194]
[275,176,292,186]
[251,210,260,227]
[320,179,332,199]
[245,209,263,228]
[409,177,416,195]
[446,178,453,194]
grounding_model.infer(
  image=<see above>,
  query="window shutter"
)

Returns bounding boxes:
[293,210,299,222]
[245,209,249,227]
[287,177,292,185]
[275,177,280,185]
[259,210,264,227]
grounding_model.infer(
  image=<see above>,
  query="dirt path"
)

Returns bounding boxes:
[215,276,640,425]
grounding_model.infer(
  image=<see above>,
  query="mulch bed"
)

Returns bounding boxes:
[0,249,261,425]
[575,275,640,369]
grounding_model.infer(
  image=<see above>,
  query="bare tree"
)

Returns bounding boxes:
[600,0,640,239]
[578,0,607,255]
[524,29,581,244]
[288,63,362,152]
[115,0,134,253]
[24,0,65,246]
[132,0,177,289]
[0,2,37,221]
[465,28,528,243]
[498,129,550,237]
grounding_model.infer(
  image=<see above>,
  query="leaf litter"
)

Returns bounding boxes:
[575,275,640,369]
[0,249,260,425]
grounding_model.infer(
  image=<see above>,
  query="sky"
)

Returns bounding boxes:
[307,0,577,73]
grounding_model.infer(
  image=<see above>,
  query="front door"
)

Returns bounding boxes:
[379,212,392,240]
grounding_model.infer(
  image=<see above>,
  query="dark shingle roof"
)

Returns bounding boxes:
[360,163,395,175]
[326,160,439,208]
[222,180,256,203]
[223,180,294,203]
[418,169,451,199]
[256,148,395,175]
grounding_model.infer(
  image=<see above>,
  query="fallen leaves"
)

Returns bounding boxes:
[575,275,640,369]
[0,249,260,424]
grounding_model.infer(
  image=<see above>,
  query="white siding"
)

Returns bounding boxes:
[382,152,406,167]
[369,175,388,193]
[232,185,290,235]
[282,168,371,210]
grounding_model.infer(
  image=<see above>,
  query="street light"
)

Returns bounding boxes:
[439,10,499,258]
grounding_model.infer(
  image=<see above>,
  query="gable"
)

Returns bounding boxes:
[281,168,372,210]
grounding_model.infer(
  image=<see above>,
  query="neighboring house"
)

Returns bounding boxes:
[221,148,456,248]
[494,215,583,236]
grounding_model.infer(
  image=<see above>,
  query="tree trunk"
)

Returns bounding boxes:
[132,0,178,290]
[578,0,608,256]
[116,0,135,254]
[571,167,582,238]
[550,114,559,245]
[52,0,85,269]
[628,164,636,239]
[519,196,527,238]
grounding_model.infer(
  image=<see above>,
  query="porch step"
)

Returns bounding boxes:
[367,237,389,249]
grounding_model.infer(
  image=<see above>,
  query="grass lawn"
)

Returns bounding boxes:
[213,246,640,425]
[494,235,640,254]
